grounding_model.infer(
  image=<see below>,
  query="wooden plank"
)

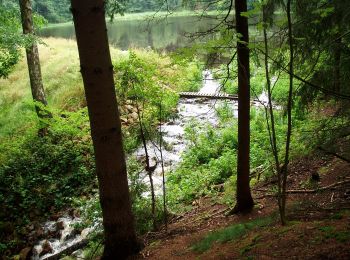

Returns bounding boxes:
[179,92,239,100]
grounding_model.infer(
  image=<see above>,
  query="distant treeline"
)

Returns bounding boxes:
[1,0,256,23]
[2,0,71,23]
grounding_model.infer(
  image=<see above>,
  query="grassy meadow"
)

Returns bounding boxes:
[0,37,201,137]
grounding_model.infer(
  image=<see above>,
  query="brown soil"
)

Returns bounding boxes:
[132,153,350,260]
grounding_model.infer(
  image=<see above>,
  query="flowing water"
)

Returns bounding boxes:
[31,70,271,259]
[134,70,236,193]
[31,216,90,259]
[31,70,233,259]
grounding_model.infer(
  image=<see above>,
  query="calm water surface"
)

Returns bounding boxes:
[39,16,219,50]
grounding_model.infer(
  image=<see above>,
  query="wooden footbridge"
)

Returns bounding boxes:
[179,92,264,104]
[179,92,239,100]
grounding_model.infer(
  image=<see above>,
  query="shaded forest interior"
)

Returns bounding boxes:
[0,0,350,259]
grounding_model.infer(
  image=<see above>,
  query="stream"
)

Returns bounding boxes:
[134,70,236,193]
[31,70,267,259]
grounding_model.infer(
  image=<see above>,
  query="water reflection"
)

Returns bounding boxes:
[39,16,218,50]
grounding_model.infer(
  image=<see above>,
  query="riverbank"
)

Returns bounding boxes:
[0,37,202,258]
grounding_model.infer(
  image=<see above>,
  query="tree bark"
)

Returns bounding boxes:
[136,103,157,231]
[280,0,294,225]
[70,1,141,258]
[234,0,254,212]
[19,0,48,117]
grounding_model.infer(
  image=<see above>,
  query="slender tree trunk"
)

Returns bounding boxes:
[70,1,141,258]
[159,102,168,230]
[234,0,254,212]
[136,103,157,231]
[262,6,283,222]
[19,0,48,118]
[280,0,294,225]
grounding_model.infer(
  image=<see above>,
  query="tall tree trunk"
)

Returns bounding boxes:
[19,0,48,117]
[280,0,294,225]
[70,1,141,258]
[234,0,254,212]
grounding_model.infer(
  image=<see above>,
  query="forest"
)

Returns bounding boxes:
[0,0,349,259]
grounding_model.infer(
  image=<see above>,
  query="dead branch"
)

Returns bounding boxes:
[43,239,88,260]
[317,146,350,164]
[255,179,350,195]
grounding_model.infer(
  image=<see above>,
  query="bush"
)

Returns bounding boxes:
[0,109,97,255]
[167,122,238,208]
[0,112,94,226]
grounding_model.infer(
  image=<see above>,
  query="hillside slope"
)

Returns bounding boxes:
[134,154,350,259]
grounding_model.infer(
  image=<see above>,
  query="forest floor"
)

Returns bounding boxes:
[133,153,350,259]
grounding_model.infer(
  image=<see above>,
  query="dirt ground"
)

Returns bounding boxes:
[132,154,350,260]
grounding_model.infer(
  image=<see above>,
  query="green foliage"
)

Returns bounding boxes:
[0,109,95,225]
[126,157,166,233]
[167,103,322,212]
[0,42,201,247]
[33,0,71,23]
[167,121,238,208]
[2,0,229,24]
[191,216,274,253]
[0,108,97,255]
[216,101,234,122]
[239,234,261,256]
[75,157,165,235]
[318,226,350,243]
[114,51,179,119]
[293,0,350,101]
[0,6,23,78]
[0,2,47,79]
[113,50,202,153]
[83,236,104,260]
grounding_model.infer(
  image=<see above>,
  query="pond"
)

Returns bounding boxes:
[39,15,220,51]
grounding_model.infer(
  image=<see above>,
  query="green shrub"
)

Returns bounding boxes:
[0,109,95,225]
[167,122,238,209]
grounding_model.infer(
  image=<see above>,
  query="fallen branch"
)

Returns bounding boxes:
[255,180,350,195]
[317,146,350,163]
[250,165,272,181]
[286,180,350,193]
[43,239,88,260]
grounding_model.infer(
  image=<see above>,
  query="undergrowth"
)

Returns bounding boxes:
[0,38,202,256]
[167,103,325,213]
[191,216,274,253]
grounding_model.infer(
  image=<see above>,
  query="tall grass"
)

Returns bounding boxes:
[0,37,202,138]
